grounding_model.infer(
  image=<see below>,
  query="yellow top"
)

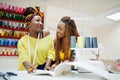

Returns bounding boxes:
[17,34,55,70]
[59,49,71,61]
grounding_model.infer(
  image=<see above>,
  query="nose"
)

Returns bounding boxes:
[39,21,44,28]
[57,29,60,33]
[39,21,43,24]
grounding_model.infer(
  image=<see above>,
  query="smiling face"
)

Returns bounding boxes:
[29,15,43,33]
[56,21,66,38]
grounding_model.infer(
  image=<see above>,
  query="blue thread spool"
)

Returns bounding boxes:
[91,37,98,48]
[3,38,6,46]
[0,38,4,45]
[8,39,11,46]
[71,36,76,48]
[84,37,90,48]
[14,40,17,46]
[6,39,9,46]
[10,40,14,46]
[4,39,8,46]
[0,39,1,45]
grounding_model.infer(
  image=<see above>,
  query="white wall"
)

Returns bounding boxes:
[0,0,120,70]
[92,22,120,60]
[45,3,92,38]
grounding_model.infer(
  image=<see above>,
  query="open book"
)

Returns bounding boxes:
[34,63,71,76]
[33,60,110,79]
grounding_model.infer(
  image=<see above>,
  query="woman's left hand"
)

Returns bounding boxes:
[44,66,51,71]
[63,60,70,63]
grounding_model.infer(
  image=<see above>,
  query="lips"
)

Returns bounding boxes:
[37,24,44,30]
[57,32,61,38]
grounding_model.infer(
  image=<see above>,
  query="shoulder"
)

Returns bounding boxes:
[43,30,50,37]
[18,35,28,43]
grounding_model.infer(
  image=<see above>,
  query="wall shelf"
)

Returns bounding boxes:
[0,3,25,56]
[0,26,28,32]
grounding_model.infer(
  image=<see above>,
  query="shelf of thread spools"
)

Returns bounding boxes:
[0,2,25,15]
[0,47,18,56]
[0,3,28,56]
[0,2,44,22]
[71,36,103,60]
[0,23,28,56]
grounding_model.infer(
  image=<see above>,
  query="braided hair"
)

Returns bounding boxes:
[55,16,79,63]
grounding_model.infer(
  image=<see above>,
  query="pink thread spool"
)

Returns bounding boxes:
[3,3,7,11]
[0,3,3,10]
[14,6,18,13]
[18,7,23,14]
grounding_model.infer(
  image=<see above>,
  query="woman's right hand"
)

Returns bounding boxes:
[23,61,36,73]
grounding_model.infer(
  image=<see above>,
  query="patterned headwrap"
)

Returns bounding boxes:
[25,6,44,22]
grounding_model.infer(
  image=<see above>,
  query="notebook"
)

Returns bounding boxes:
[33,61,110,79]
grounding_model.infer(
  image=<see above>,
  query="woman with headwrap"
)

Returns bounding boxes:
[17,6,55,73]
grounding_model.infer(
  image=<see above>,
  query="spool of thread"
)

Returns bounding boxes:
[0,3,3,10]
[2,12,6,18]
[0,39,4,45]
[8,49,10,56]
[4,21,7,27]
[11,5,14,12]
[0,20,3,26]
[77,37,84,48]
[14,6,18,13]
[84,37,90,48]
[7,5,11,11]
[11,40,14,46]
[71,36,76,48]
[6,39,9,46]
[4,39,8,46]
[8,39,12,46]
[3,39,6,46]
[0,11,3,18]
[6,13,11,18]
[0,39,1,45]
[3,4,7,11]
[11,14,15,19]
[15,40,18,46]
[91,37,98,48]
[7,21,10,27]
[18,7,23,14]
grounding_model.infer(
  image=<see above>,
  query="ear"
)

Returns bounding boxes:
[27,22,31,27]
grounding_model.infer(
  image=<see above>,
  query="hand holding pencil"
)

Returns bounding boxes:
[28,65,37,73]
[23,61,37,73]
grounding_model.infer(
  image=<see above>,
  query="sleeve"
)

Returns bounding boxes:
[17,39,31,70]
[47,35,55,61]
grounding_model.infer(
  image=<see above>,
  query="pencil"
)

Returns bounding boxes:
[28,65,37,72]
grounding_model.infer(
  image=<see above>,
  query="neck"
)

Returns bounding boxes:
[29,31,39,39]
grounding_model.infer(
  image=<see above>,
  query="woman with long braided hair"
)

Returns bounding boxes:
[51,16,79,70]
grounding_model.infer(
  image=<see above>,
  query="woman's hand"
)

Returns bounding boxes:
[63,60,70,63]
[44,66,51,71]
[44,59,53,70]
[27,66,37,73]
[50,63,58,71]
[23,61,36,73]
